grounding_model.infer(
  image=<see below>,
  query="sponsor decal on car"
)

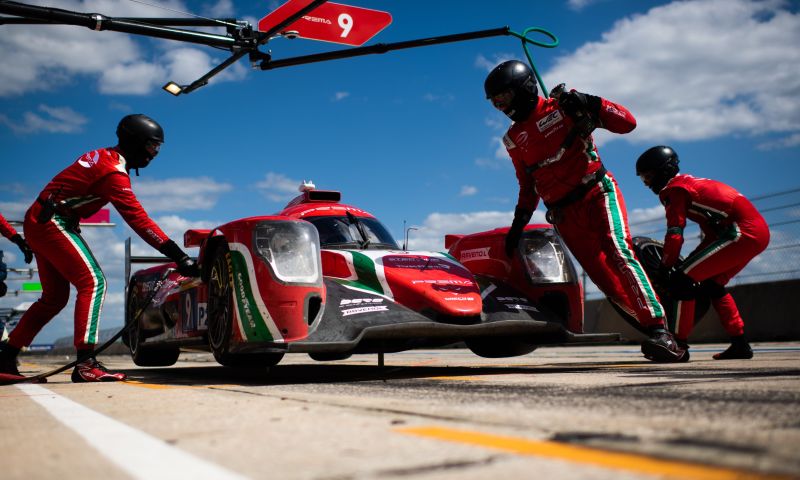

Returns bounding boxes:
[497,296,539,312]
[228,244,283,342]
[339,298,388,316]
[459,247,490,262]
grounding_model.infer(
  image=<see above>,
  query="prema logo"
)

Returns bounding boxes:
[302,15,331,24]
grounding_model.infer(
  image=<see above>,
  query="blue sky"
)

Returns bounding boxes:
[1,0,799,343]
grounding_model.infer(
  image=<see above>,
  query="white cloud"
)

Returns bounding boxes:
[132,176,233,212]
[0,1,247,97]
[459,185,478,196]
[567,0,598,11]
[758,132,800,150]
[407,209,547,251]
[333,91,350,101]
[99,62,167,95]
[162,47,248,86]
[474,53,517,72]
[423,93,455,104]
[542,0,800,145]
[255,172,303,202]
[0,105,88,134]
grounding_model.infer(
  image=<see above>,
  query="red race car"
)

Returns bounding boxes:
[123,183,617,368]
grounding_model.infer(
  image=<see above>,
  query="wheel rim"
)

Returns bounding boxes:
[208,251,231,351]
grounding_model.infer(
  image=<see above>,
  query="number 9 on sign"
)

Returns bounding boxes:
[338,13,352,37]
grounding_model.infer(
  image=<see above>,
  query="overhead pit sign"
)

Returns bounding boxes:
[259,0,392,46]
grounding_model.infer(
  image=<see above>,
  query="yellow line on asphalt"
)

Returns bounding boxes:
[123,380,235,390]
[396,426,793,480]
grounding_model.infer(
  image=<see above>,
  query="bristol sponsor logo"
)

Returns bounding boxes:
[459,247,490,262]
[536,110,563,132]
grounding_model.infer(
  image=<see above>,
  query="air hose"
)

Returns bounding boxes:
[508,26,559,98]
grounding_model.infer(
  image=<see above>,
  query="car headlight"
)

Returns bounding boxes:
[254,221,321,284]
[519,229,577,284]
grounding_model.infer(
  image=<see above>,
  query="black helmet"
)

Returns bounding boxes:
[116,114,164,171]
[484,60,539,122]
[636,145,680,194]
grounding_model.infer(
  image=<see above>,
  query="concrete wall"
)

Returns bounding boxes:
[584,278,800,343]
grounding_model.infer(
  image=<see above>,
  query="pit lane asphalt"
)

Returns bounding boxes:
[3,343,799,480]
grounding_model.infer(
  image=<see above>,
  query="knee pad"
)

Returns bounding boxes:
[701,280,727,299]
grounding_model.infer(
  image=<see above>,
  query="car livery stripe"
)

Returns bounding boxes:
[332,251,388,296]
[228,243,283,343]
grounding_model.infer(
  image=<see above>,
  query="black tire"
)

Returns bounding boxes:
[465,337,538,358]
[126,283,180,367]
[309,352,353,362]
[206,243,284,368]
[610,237,711,335]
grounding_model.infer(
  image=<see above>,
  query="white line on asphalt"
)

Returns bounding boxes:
[16,383,249,480]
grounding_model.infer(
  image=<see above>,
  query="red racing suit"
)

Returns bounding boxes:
[505,95,665,328]
[659,174,769,341]
[0,213,19,239]
[8,147,171,350]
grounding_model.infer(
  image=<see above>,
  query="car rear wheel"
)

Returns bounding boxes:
[610,236,711,335]
[126,283,180,367]
[207,243,284,368]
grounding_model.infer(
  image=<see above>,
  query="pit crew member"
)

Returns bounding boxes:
[485,60,685,362]
[0,114,200,382]
[636,146,770,360]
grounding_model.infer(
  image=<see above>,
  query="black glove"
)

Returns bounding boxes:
[558,90,601,119]
[158,240,201,277]
[505,207,533,258]
[10,234,33,264]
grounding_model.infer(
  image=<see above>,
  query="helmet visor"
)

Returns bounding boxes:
[638,171,656,186]
[145,140,162,158]
[490,89,515,111]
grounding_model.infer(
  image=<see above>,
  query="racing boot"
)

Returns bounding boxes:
[713,336,753,360]
[641,327,687,363]
[71,357,128,383]
[0,341,21,377]
[676,339,690,363]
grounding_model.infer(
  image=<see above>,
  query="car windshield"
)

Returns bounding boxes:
[306,215,399,250]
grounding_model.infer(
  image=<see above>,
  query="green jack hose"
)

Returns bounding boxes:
[508,27,559,98]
